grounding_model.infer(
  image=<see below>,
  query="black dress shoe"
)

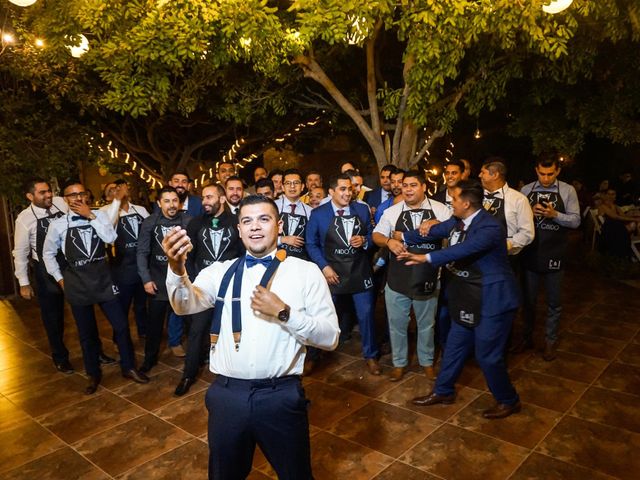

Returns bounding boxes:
[85,375,101,395]
[412,391,456,406]
[98,353,117,365]
[482,401,521,419]
[123,369,150,384]
[139,360,156,374]
[174,377,195,396]
[54,360,74,374]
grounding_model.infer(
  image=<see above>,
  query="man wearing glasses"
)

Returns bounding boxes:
[276,169,313,260]
[42,180,149,394]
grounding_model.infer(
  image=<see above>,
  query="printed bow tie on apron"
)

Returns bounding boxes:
[209,250,287,352]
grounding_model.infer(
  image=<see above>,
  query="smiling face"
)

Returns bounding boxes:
[63,183,89,209]
[157,191,180,218]
[225,179,244,207]
[28,182,53,209]
[306,173,322,191]
[390,172,404,197]
[402,175,426,208]
[329,179,352,208]
[201,185,223,215]
[217,163,235,184]
[237,202,281,257]
[283,173,303,201]
[444,165,463,188]
[169,174,189,199]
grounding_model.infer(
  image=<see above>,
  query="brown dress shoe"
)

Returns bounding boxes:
[366,358,382,375]
[542,342,557,362]
[389,367,405,382]
[412,391,455,406]
[84,375,101,395]
[423,366,436,380]
[482,401,521,419]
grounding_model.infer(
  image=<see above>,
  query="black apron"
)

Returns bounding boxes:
[444,224,483,328]
[62,218,117,306]
[323,210,373,294]
[522,185,568,272]
[279,204,309,260]
[110,208,145,286]
[149,215,185,301]
[32,205,66,294]
[483,189,507,231]
[387,204,441,299]
[193,216,241,273]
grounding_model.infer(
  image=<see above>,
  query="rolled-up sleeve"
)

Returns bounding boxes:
[42,221,63,282]
[166,266,217,315]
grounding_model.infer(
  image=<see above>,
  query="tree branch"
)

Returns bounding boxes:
[366,19,383,142]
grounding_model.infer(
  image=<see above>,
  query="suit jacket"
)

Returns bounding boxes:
[405,209,519,317]
[153,195,203,217]
[432,189,447,204]
[363,187,389,209]
[306,201,373,271]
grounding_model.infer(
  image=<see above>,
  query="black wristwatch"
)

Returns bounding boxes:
[277,305,291,322]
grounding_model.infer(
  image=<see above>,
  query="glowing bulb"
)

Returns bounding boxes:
[8,0,38,6]
[66,34,89,58]
[474,129,482,140]
[2,33,15,44]
[542,0,573,14]
[35,38,44,47]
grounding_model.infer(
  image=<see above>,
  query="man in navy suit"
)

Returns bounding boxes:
[399,180,521,419]
[364,164,397,214]
[306,173,381,375]
[168,172,203,217]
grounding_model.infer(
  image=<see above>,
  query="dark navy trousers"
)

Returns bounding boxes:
[182,309,212,379]
[435,309,519,406]
[205,375,312,480]
[332,289,378,359]
[117,281,148,337]
[33,262,69,364]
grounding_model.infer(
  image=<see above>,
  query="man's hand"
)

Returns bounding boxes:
[533,203,558,219]
[69,199,92,219]
[161,226,192,276]
[350,235,365,248]
[419,219,440,237]
[144,281,158,295]
[281,235,305,248]
[387,238,407,256]
[20,285,34,300]
[250,285,286,318]
[114,183,128,201]
[57,279,64,290]
[322,265,340,285]
[396,251,428,266]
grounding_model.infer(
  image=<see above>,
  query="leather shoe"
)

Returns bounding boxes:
[509,338,533,354]
[84,375,101,395]
[389,367,405,382]
[54,360,74,374]
[139,360,156,374]
[171,344,186,358]
[412,391,455,406]
[365,358,382,375]
[174,377,195,396]
[482,401,521,419]
[98,352,117,365]
[423,366,437,380]
[123,369,149,384]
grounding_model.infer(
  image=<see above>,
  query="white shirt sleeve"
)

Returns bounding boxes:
[373,207,395,237]
[100,199,121,226]
[12,212,33,286]
[432,201,453,222]
[42,219,64,282]
[92,210,118,244]
[166,265,218,315]
[509,191,535,252]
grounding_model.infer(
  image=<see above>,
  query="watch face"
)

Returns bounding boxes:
[278,308,289,322]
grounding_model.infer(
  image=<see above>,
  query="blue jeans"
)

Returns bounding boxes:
[385,285,437,367]
[522,269,564,344]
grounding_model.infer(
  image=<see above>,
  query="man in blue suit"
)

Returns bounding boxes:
[398,180,521,419]
[306,173,381,375]
[364,164,396,214]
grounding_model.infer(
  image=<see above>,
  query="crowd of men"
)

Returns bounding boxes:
[14,157,580,478]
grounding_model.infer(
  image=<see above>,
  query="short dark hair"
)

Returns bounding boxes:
[61,179,83,195]
[202,183,225,197]
[536,154,561,169]
[283,168,303,183]
[482,157,507,178]
[305,170,322,180]
[255,178,274,191]
[157,186,178,199]
[380,164,397,175]
[344,169,363,181]
[225,175,245,188]
[217,161,234,172]
[391,169,406,179]
[328,173,352,190]
[456,180,484,209]
[238,194,279,217]
[339,160,358,172]
[114,178,127,186]
[269,169,284,179]
[446,159,465,173]
[171,171,189,180]
[403,170,426,185]
[23,178,49,195]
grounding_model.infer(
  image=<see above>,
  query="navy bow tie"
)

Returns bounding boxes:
[71,215,86,221]
[245,255,272,268]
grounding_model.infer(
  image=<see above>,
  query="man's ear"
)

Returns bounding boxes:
[26,192,34,203]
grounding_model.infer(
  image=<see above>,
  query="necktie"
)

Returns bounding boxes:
[455,220,465,232]
[337,209,344,217]
[245,255,272,268]
[485,191,500,199]
[45,208,52,216]
[290,204,297,214]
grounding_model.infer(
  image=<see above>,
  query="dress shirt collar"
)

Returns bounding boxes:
[461,208,482,230]
[330,201,350,216]
[484,183,510,197]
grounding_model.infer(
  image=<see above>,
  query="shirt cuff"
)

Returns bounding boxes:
[425,253,431,263]
[166,265,188,286]
[17,276,30,287]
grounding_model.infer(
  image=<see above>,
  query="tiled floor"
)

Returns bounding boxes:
[1,259,640,479]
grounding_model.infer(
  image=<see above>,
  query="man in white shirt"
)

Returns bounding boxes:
[276,169,313,259]
[12,178,73,373]
[163,195,339,479]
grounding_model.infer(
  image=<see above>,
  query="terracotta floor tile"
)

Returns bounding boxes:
[595,361,640,395]
[305,351,359,381]
[510,369,588,412]
[570,386,640,433]
[519,350,609,383]
[305,380,371,429]
[5,374,96,417]
[378,374,482,421]
[38,390,145,444]
[0,344,52,372]
[538,415,640,480]
[153,389,208,437]
[1,446,108,480]
[556,332,626,360]
[324,359,398,398]
[510,452,615,480]
[0,418,65,474]
[74,413,192,477]
[247,471,273,479]
[119,439,208,479]
[584,304,640,323]
[0,394,29,430]
[449,392,561,449]
[372,461,441,479]
[400,423,528,480]
[567,315,639,340]
[617,342,640,366]
[328,400,440,457]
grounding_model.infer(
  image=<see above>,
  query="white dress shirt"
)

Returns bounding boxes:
[484,183,535,254]
[374,197,451,238]
[276,196,313,218]
[12,197,68,286]
[166,250,340,379]
[42,211,117,282]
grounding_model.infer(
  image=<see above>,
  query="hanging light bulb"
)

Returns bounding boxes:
[542,0,573,14]
[66,34,89,58]
[8,0,38,6]
[474,128,482,140]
